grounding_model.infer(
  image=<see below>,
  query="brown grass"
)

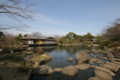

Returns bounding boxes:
[0,52,51,80]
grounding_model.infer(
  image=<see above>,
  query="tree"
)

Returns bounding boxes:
[57,32,82,44]
[94,35,103,44]
[31,31,42,37]
[53,35,60,42]
[15,33,22,42]
[0,0,36,30]
[0,32,15,47]
[66,32,78,39]
[102,19,120,41]
[0,31,5,48]
[0,31,4,36]
[82,33,94,40]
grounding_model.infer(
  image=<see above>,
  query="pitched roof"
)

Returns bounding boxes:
[22,35,55,40]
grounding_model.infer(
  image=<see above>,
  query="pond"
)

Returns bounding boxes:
[29,45,120,80]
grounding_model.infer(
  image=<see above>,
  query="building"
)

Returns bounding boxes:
[22,35,57,46]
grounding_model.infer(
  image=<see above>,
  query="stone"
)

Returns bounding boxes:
[106,62,118,66]
[111,61,120,65]
[32,65,53,75]
[85,50,91,53]
[97,60,104,65]
[106,52,115,59]
[62,66,78,76]
[103,57,108,60]
[107,62,120,69]
[91,65,95,68]
[76,51,90,64]
[75,64,90,70]
[99,57,108,60]
[88,77,100,80]
[53,68,63,72]
[94,66,115,76]
[95,70,112,80]
[89,59,94,64]
[89,58,98,64]
[100,63,119,72]
[67,58,74,62]
[91,49,99,54]
[93,58,98,63]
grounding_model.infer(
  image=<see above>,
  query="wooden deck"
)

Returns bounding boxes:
[29,43,58,46]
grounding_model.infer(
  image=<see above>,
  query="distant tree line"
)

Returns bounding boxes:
[57,19,120,48]
[57,32,96,44]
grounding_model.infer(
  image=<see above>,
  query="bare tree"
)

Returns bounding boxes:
[1,32,15,47]
[53,35,60,41]
[0,0,36,30]
[31,31,42,37]
[102,19,120,41]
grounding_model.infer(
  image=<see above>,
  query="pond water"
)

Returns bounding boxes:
[29,45,120,80]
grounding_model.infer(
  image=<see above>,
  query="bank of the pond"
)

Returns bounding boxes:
[0,51,51,80]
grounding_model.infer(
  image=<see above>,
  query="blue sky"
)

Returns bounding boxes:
[1,0,120,36]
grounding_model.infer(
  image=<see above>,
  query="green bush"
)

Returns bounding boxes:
[100,40,111,46]
[83,41,91,44]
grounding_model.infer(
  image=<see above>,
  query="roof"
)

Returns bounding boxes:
[22,35,55,40]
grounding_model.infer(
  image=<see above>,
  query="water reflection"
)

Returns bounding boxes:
[31,69,94,80]
[24,45,106,68]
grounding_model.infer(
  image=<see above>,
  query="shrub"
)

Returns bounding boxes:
[108,41,120,47]
[83,41,91,44]
[13,48,22,52]
[0,47,10,54]
[100,40,111,46]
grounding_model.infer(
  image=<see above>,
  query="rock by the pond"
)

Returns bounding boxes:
[89,59,94,64]
[88,77,100,80]
[111,59,120,62]
[106,62,120,69]
[110,61,120,68]
[95,70,112,80]
[75,64,90,70]
[67,58,74,62]
[103,57,108,60]
[85,50,91,53]
[53,68,63,72]
[106,52,115,59]
[106,62,118,66]
[94,66,115,76]
[91,65,95,68]
[111,60,120,65]
[91,49,99,54]
[93,58,98,63]
[32,65,53,75]
[62,66,78,76]
[97,60,104,65]
[100,63,119,72]
[89,58,98,64]
[76,51,90,64]
[99,57,108,60]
